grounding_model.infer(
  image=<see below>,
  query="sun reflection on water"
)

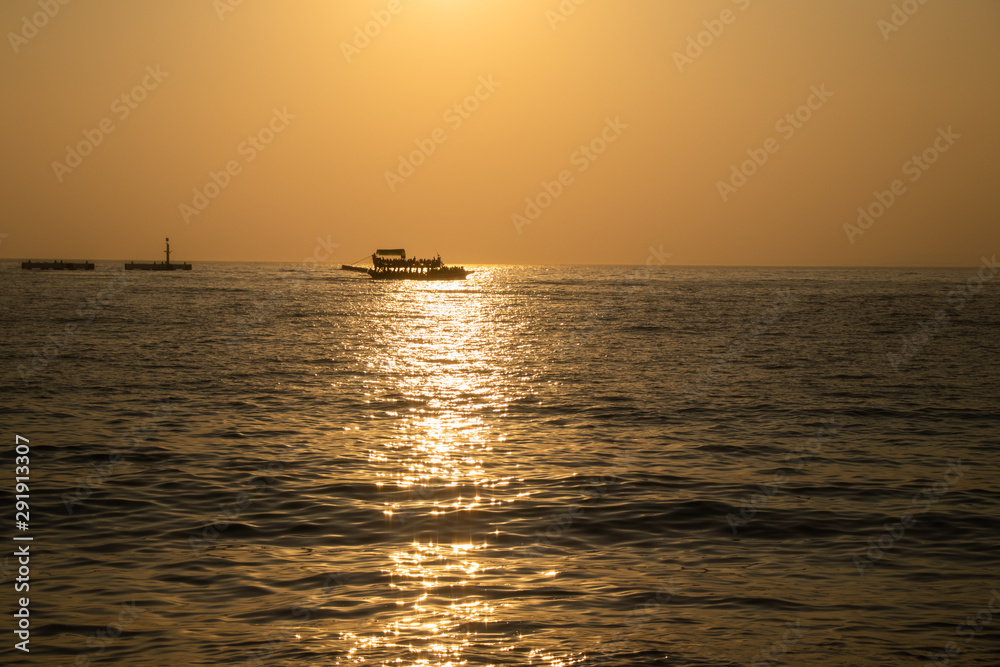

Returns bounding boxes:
[336,280,558,665]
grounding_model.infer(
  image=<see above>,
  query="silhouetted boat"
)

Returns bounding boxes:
[22,260,94,270]
[125,238,192,271]
[341,249,470,280]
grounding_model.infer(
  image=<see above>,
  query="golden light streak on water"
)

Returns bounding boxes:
[338,281,535,665]
[332,280,587,665]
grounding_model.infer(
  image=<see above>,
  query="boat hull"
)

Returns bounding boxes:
[368,268,470,280]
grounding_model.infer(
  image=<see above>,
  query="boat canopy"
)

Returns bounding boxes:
[376,248,406,258]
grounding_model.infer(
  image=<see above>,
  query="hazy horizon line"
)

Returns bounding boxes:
[2,257,990,270]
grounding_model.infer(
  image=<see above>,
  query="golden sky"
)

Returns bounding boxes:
[1,0,998,266]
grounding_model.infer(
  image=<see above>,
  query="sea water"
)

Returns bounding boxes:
[1,261,998,665]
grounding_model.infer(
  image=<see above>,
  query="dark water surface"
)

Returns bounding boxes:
[2,262,999,666]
